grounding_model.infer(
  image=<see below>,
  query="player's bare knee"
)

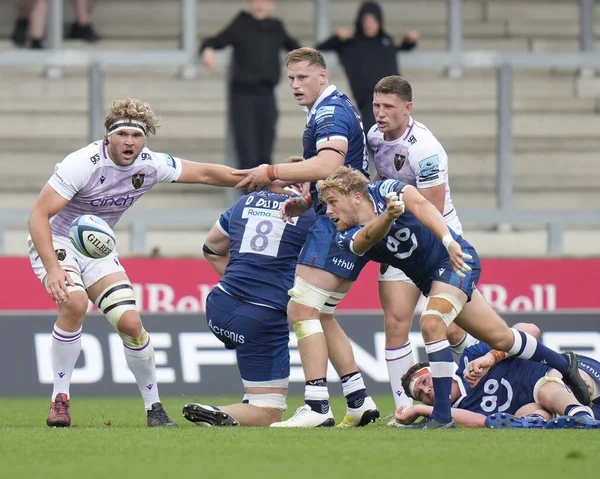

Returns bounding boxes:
[117,310,143,338]
[419,294,463,341]
[533,376,567,404]
[57,291,89,327]
[419,314,447,340]
[384,313,411,339]
[287,301,318,324]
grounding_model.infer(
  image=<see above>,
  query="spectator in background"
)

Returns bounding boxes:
[316,1,418,133]
[11,0,101,49]
[67,0,102,42]
[11,0,46,48]
[199,0,300,171]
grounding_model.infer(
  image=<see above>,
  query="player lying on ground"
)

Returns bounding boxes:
[395,323,600,429]
[183,184,315,427]
[315,165,590,429]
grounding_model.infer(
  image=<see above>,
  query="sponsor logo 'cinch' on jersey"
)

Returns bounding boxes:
[46,141,182,239]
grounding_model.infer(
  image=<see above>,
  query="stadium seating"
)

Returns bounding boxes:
[0,0,599,256]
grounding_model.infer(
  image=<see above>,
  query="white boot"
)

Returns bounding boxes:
[270,405,335,428]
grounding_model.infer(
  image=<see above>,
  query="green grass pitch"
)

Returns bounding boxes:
[1,395,599,478]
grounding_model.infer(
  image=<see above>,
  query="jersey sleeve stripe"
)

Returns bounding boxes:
[215,220,230,238]
[349,232,365,256]
[316,135,348,146]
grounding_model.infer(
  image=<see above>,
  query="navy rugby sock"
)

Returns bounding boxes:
[426,340,454,424]
[508,329,569,372]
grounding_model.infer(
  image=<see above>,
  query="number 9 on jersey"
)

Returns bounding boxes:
[69,214,116,259]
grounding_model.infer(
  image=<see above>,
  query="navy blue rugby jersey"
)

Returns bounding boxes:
[217,190,315,311]
[336,179,470,294]
[302,87,369,215]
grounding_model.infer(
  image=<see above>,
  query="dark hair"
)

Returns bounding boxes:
[400,361,429,400]
[374,75,412,102]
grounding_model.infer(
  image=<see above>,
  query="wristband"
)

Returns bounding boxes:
[442,234,454,251]
[303,194,313,208]
[266,165,278,181]
[490,350,508,364]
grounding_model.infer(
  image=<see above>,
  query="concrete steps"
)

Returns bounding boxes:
[4,108,600,140]
[1,0,600,257]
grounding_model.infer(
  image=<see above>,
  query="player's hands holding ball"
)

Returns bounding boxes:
[383,192,405,220]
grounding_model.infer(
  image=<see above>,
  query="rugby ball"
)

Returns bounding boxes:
[69,215,116,258]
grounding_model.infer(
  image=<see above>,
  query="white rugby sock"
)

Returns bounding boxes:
[123,336,160,410]
[385,343,415,408]
[51,324,82,400]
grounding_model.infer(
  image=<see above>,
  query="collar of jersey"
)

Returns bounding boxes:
[451,373,468,408]
[304,84,337,121]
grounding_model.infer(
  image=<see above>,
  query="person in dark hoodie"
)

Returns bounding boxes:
[316,1,418,133]
[200,0,301,170]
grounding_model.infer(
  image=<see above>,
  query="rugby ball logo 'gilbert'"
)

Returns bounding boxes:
[69,214,116,259]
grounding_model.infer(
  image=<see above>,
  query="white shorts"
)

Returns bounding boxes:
[28,235,125,289]
[379,215,464,283]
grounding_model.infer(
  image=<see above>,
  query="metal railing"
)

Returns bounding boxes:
[3,206,600,257]
[0,0,598,256]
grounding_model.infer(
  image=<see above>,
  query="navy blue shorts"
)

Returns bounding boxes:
[420,238,481,301]
[205,287,290,383]
[297,214,369,281]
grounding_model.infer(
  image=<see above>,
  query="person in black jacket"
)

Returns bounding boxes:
[316,1,418,133]
[200,0,301,170]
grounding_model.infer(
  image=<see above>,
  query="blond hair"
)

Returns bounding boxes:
[316,166,369,202]
[104,98,159,136]
[285,47,327,69]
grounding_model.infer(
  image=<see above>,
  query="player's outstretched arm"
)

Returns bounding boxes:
[177,160,239,187]
[352,192,405,255]
[276,141,347,182]
[28,184,74,302]
[232,141,347,190]
[449,408,487,428]
[402,185,472,277]
[203,224,230,277]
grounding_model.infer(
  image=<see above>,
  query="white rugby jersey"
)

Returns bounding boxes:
[368,117,459,224]
[46,141,183,238]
